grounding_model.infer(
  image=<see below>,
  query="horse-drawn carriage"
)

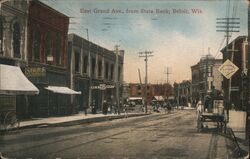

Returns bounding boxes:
[197,99,227,133]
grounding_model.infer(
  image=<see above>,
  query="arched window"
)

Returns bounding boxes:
[13,22,21,58]
[32,30,41,60]
[0,17,3,53]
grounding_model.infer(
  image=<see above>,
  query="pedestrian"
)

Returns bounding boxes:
[124,104,128,118]
[166,101,171,114]
[103,100,108,115]
[196,100,203,117]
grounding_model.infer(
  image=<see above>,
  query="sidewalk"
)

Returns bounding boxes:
[19,112,148,129]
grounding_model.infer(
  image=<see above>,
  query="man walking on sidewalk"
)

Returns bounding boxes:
[124,104,128,118]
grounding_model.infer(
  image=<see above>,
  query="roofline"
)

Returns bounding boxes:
[32,0,69,18]
[220,35,247,53]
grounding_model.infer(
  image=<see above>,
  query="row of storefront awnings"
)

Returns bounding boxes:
[0,64,81,95]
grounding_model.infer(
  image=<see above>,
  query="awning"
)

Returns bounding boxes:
[154,96,164,101]
[0,64,39,95]
[45,86,81,95]
[129,97,143,100]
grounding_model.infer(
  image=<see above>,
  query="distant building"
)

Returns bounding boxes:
[128,83,172,103]
[178,80,192,106]
[221,36,248,111]
[191,54,223,103]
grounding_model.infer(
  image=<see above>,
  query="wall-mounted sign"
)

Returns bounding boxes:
[25,67,46,77]
[91,84,115,90]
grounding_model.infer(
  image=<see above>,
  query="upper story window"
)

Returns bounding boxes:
[105,62,109,79]
[75,51,80,73]
[45,32,52,63]
[91,58,96,77]
[98,59,102,77]
[32,30,41,60]
[83,55,88,74]
[110,64,114,80]
[13,22,21,58]
[0,17,3,54]
[55,34,62,65]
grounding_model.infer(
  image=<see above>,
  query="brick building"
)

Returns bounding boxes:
[26,0,71,117]
[191,54,223,103]
[221,36,248,111]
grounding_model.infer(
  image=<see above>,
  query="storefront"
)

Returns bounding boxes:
[0,64,39,119]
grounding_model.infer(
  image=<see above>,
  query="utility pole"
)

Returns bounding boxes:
[216,17,240,122]
[87,29,92,110]
[164,67,171,99]
[164,66,171,84]
[115,45,120,114]
[247,0,250,144]
[138,68,144,105]
[139,51,153,113]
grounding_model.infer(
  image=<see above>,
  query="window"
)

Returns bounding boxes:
[55,34,62,65]
[138,92,141,95]
[0,17,3,53]
[13,22,21,58]
[83,55,88,74]
[32,30,41,60]
[91,58,96,76]
[98,60,102,77]
[110,64,114,80]
[105,62,109,79]
[137,85,141,90]
[75,52,80,73]
[45,32,51,63]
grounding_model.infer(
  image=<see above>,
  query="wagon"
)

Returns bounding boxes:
[197,100,227,133]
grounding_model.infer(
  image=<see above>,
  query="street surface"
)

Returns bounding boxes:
[0,110,236,159]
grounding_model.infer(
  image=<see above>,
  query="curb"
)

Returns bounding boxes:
[18,113,149,130]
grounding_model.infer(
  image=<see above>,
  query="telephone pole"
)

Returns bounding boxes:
[216,17,240,122]
[87,29,92,110]
[115,45,120,114]
[164,67,171,84]
[139,51,153,113]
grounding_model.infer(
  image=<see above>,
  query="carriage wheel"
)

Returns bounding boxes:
[197,116,203,132]
[3,111,19,131]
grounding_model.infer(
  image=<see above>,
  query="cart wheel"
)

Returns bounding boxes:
[197,117,203,132]
[3,112,19,130]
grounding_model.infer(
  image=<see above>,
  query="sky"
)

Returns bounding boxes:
[41,0,248,84]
